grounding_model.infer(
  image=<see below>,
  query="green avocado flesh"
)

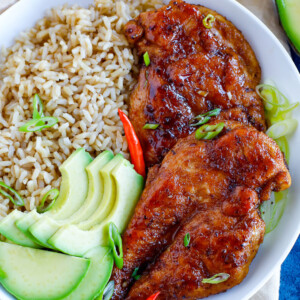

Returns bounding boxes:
[28,150,113,249]
[65,247,113,300]
[49,156,144,256]
[0,149,144,299]
[0,210,41,248]
[0,242,90,300]
[276,0,300,53]
[0,148,92,248]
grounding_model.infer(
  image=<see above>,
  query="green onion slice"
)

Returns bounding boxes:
[184,233,190,247]
[195,122,224,140]
[132,267,141,280]
[102,281,114,300]
[256,84,299,115]
[19,116,58,132]
[33,94,44,119]
[191,108,221,127]
[108,222,123,269]
[275,136,290,164]
[37,189,59,213]
[143,123,159,130]
[0,182,24,206]
[260,190,288,234]
[266,119,298,140]
[143,52,150,67]
[203,14,215,29]
[202,273,230,284]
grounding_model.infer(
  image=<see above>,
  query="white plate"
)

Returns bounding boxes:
[0,0,299,299]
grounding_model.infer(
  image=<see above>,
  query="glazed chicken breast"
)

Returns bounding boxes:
[125,0,266,166]
[111,121,291,299]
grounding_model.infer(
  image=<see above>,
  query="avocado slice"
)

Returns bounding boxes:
[49,157,144,256]
[0,148,92,248]
[65,247,113,300]
[0,210,41,248]
[47,148,93,219]
[276,0,300,54]
[27,151,113,248]
[0,242,90,300]
[77,153,125,230]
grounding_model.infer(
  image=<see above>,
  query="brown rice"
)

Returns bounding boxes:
[0,0,162,217]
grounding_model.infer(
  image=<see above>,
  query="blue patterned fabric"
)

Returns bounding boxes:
[279,47,300,300]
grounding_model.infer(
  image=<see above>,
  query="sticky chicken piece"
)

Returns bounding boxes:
[127,207,264,299]
[125,0,265,166]
[111,121,291,299]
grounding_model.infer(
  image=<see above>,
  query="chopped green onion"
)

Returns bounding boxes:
[195,122,224,140]
[256,84,299,123]
[143,123,159,130]
[191,108,221,127]
[203,14,215,29]
[132,267,141,280]
[275,136,290,163]
[19,116,58,132]
[143,52,150,67]
[102,281,114,300]
[108,222,123,269]
[266,119,298,139]
[37,189,59,213]
[183,233,190,247]
[33,94,44,119]
[202,273,230,284]
[0,182,24,206]
[260,190,288,234]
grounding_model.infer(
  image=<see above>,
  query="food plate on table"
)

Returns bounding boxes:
[0,0,299,299]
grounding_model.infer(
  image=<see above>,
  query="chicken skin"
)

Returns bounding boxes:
[111,121,291,299]
[125,0,265,166]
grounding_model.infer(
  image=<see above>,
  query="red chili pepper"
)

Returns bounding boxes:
[118,109,146,178]
[146,292,160,300]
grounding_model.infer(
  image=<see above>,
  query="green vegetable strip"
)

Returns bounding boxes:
[33,94,44,119]
[195,122,224,140]
[19,116,58,132]
[184,233,190,247]
[37,189,59,213]
[260,191,288,234]
[143,123,159,130]
[0,182,24,206]
[202,273,230,284]
[274,137,290,163]
[143,52,150,67]
[266,119,298,139]
[132,267,141,280]
[202,14,215,29]
[108,223,123,269]
[102,281,114,300]
[256,82,299,234]
[191,108,221,127]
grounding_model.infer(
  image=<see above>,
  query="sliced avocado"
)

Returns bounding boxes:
[16,210,43,241]
[276,0,300,54]
[27,151,113,249]
[77,153,125,230]
[0,210,41,248]
[0,148,92,248]
[65,247,113,300]
[49,157,144,256]
[47,148,92,219]
[0,242,90,300]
